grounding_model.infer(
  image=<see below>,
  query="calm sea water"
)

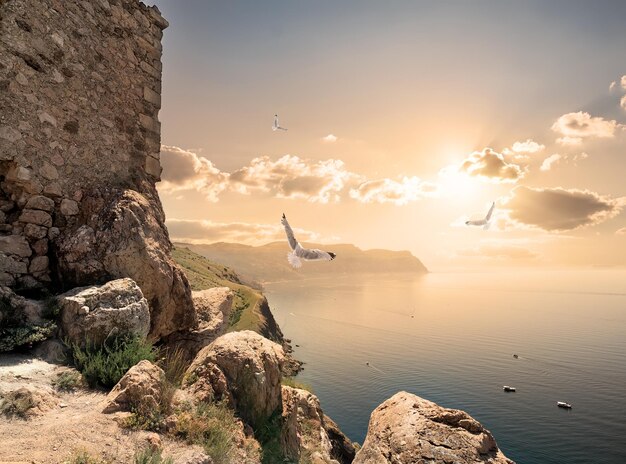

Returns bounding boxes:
[265,269,626,464]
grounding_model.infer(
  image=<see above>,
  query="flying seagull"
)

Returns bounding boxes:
[466,202,495,230]
[281,213,336,268]
[272,114,288,131]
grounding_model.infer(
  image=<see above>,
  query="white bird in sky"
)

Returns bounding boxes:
[272,114,288,131]
[465,202,495,230]
[281,213,336,268]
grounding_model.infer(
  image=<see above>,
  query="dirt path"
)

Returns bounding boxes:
[0,354,205,464]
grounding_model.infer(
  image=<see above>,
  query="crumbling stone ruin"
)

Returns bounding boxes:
[0,0,194,339]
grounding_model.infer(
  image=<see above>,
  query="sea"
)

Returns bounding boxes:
[265,269,626,464]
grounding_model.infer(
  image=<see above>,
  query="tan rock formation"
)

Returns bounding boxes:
[184,330,285,428]
[165,287,233,362]
[102,359,165,414]
[354,392,514,464]
[58,278,150,346]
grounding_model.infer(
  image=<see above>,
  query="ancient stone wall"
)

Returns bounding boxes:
[0,0,166,290]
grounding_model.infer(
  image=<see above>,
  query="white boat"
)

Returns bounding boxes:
[503,386,516,392]
[557,402,572,409]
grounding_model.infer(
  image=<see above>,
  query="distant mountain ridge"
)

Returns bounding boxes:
[174,241,428,283]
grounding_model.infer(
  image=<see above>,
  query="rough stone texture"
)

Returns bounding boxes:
[0,385,58,418]
[58,278,150,346]
[281,386,355,464]
[184,330,285,428]
[165,287,233,362]
[0,285,45,325]
[102,360,165,414]
[0,0,194,340]
[354,392,514,464]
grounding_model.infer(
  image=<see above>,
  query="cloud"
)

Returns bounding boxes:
[322,134,337,143]
[456,148,524,183]
[540,154,562,171]
[511,139,545,154]
[349,176,438,205]
[622,75,626,90]
[166,218,327,246]
[229,155,358,203]
[504,186,623,231]
[540,152,588,172]
[160,145,440,205]
[609,81,617,91]
[457,244,539,261]
[621,95,626,110]
[552,112,618,144]
[616,227,626,236]
[159,145,229,202]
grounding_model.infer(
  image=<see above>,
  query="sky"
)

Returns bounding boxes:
[144,0,626,269]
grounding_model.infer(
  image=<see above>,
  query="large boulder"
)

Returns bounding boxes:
[58,278,150,346]
[281,386,355,464]
[184,330,284,428]
[102,360,165,414]
[55,187,195,340]
[165,287,233,363]
[354,392,514,464]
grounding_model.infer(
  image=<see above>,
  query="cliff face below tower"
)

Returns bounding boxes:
[0,0,194,338]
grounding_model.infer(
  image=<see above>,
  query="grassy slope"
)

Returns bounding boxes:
[171,246,267,334]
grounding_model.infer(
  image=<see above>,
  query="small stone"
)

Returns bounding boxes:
[29,256,49,273]
[0,255,28,274]
[38,111,57,127]
[44,183,63,197]
[16,73,28,86]
[60,199,79,216]
[79,306,90,315]
[48,227,61,240]
[24,223,49,240]
[51,154,65,166]
[15,167,32,182]
[19,209,53,227]
[145,156,161,178]
[143,86,160,106]
[33,239,49,256]
[39,162,59,180]
[0,235,32,257]
[0,126,22,142]
[25,195,55,212]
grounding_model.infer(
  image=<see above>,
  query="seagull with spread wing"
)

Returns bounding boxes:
[465,202,495,230]
[281,213,336,268]
[272,114,288,131]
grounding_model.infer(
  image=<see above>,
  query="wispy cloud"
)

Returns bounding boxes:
[511,139,545,154]
[322,134,338,142]
[349,176,438,205]
[166,218,331,245]
[540,154,562,171]
[552,111,618,145]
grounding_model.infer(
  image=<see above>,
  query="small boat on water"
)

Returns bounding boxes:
[503,386,516,392]
[557,402,572,409]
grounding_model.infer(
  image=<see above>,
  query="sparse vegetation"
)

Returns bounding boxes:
[62,450,104,464]
[71,335,155,389]
[173,401,244,464]
[122,375,175,432]
[158,347,188,387]
[52,370,82,392]
[254,411,287,464]
[133,446,173,464]
[171,247,265,333]
[282,376,313,393]
[0,389,35,418]
[0,295,57,352]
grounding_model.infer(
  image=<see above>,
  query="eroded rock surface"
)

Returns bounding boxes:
[102,360,165,414]
[58,278,150,346]
[354,392,514,464]
[184,330,284,428]
[165,287,233,363]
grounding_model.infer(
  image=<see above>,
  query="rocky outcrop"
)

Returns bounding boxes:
[184,330,284,428]
[0,0,194,340]
[354,392,514,464]
[165,287,233,362]
[102,360,165,414]
[281,386,356,464]
[0,385,58,418]
[58,278,150,346]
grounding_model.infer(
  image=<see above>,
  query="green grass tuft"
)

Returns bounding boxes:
[71,335,155,389]
[52,370,82,392]
[281,376,313,393]
[0,389,35,419]
[133,446,173,464]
